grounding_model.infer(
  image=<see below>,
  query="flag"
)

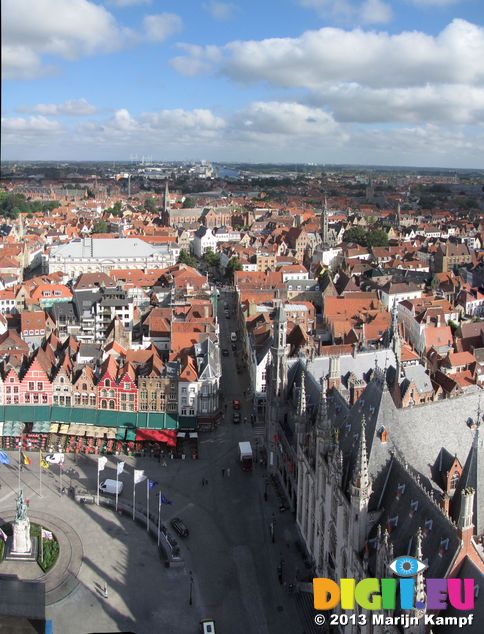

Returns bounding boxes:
[148,479,159,490]
[159,493,172,505]
[116,461,125,475]
[21,452,32,466]
[134,469,146,484]
[98,456,108,472]
[45,453,64,465]
[0,528,7,542]
[0,451,10,465]
[41,529,54,540]
[40,451,49,470]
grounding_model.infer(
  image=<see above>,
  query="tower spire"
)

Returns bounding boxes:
[353,416,370,490]
[297,368,307,418]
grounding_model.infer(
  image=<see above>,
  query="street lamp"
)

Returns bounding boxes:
[189,570,193,606]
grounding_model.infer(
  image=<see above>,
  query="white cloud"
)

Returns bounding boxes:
[143,13,183,42]
[108,0,151,6]
[310,83,484,124]
[18,98,97,116]
[410,1,461,6]
[172,19,484,89]
[2,0,134,79]
[360,0,392,24]
[299,0,392,23]
[2,104,483,167]
[203,2,238,21]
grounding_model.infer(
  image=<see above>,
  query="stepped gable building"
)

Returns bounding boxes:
[266,303,483,631]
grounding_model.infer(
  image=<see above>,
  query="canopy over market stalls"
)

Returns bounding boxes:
[0,405,179,446]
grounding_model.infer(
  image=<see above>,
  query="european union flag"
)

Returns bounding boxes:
[0,451,10,465]
[148,479,159,490]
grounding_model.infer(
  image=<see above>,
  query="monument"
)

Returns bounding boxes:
[12,490,32,555]
[5,489,37,561]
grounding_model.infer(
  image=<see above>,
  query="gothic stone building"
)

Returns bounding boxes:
[265,304,484,633]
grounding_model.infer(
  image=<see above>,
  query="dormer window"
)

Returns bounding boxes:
[397,483,406,496]
[450,471,459,490]
[410,500,419,514]
[425,519,433,531]
[440,537,449,551]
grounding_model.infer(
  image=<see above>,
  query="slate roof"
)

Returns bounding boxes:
[451,424,484,536]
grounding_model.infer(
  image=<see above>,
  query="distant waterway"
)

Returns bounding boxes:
[217,166,240,179]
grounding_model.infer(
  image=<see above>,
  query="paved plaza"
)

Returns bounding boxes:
[0,291,312,634]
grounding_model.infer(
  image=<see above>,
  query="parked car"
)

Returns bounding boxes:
[233,411,241,424]
[232,399,241,410]
[231,342,237,351]
[170,517,189,537]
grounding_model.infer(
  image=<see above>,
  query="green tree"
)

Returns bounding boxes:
[365,229,388,247]
[203,248,220,268]
[226,257,243,280]
[182,197,196,208]
[343,226,367,246]
[144,198,157,214]
[177,249,198,268]
[92,220,109,233]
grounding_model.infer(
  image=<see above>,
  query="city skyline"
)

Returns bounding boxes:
[2,0,484,168]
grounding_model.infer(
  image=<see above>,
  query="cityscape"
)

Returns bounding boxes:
[1,2,484,634]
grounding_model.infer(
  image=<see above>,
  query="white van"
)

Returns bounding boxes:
[230,332,237,342]
[99,479,123,496]
[200,620,216,634]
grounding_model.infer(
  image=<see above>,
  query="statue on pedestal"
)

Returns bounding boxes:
[12,489,32,555]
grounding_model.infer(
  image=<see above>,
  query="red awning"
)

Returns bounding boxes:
[135,429,177,446]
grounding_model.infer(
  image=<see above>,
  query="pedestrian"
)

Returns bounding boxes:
[221,468,225,477]
[103,583,108,599]
[226,467,230,478]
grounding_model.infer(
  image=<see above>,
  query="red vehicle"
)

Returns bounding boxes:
[232,399,240,410]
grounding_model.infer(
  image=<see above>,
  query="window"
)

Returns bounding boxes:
[124,382,130,390]
[29,382,35,391]
[450,471,459,489]
[37,382,43,391]
[105,379,110,388]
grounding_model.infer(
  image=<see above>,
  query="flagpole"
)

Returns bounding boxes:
[146,478,149,532]
[18,438,21,493]
[116,466,119,513]
[157,490,161,546]
[133,481,136,521]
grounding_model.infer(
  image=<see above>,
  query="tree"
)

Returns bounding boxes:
[144,198,157,214]
[226,257,243,280]
[92,220,109,234]
[182,197,196,208]
[203,248,220,268]
[365,229,388,247]
[177,249,198,268]
[343,226,367,246]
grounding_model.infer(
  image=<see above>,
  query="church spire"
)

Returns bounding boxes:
[297,368,307,418]
[353,416,370,490]
[321,195,329,246]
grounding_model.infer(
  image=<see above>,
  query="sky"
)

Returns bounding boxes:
[2,0,484,168]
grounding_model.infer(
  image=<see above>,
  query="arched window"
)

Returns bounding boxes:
[109,400,115,410]
[450,471,459,490]
[105,379,110,388]
[101,399,107,409]
[82,383,87,391]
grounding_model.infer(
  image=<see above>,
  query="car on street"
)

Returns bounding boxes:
[99,479,124,496]
[224,310,230,318]
[231,342,236,351]
[232,399,240,410]
[233,411,241,424]
[200,619,216,634]
[222,348,229,356]
[170,517,189,538]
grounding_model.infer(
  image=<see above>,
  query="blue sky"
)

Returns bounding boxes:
[2,0,484,167]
